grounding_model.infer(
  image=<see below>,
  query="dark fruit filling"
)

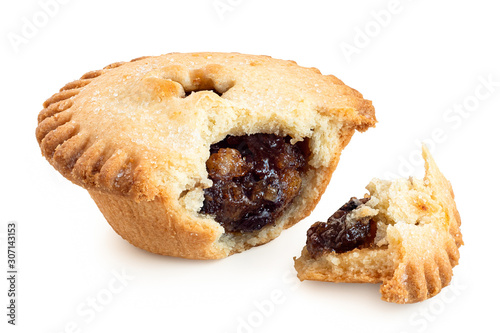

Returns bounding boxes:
[306,197,377,258]
[200,134,307,233]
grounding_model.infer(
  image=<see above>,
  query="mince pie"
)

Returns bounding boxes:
[294,146,463,303]
[36,52,375,259]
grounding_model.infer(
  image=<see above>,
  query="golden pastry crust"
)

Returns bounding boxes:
[36,52,375,259]
[294,146,463,303]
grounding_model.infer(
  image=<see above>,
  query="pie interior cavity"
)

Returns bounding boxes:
[294,146,463,303]
[35,52,376,259]
[201,134,308,233]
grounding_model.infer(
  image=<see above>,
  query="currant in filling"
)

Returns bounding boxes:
[200,134,308,233]
[306,197,377,258]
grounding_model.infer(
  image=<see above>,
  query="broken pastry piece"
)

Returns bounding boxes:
[294,146,463,303]
[35,52,375,259]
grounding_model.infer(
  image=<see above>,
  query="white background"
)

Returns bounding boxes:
[1,1,499,332]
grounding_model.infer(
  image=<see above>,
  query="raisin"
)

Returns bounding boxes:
[206,148,248,180]
[306,197,377,258]
[200,134,307,233]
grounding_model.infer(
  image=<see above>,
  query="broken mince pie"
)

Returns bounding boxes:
[36,52,375,259]
[294,146,463,303]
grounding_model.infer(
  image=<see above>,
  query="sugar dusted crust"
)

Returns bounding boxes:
[294,146,463,303]
[36,52,375,259]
